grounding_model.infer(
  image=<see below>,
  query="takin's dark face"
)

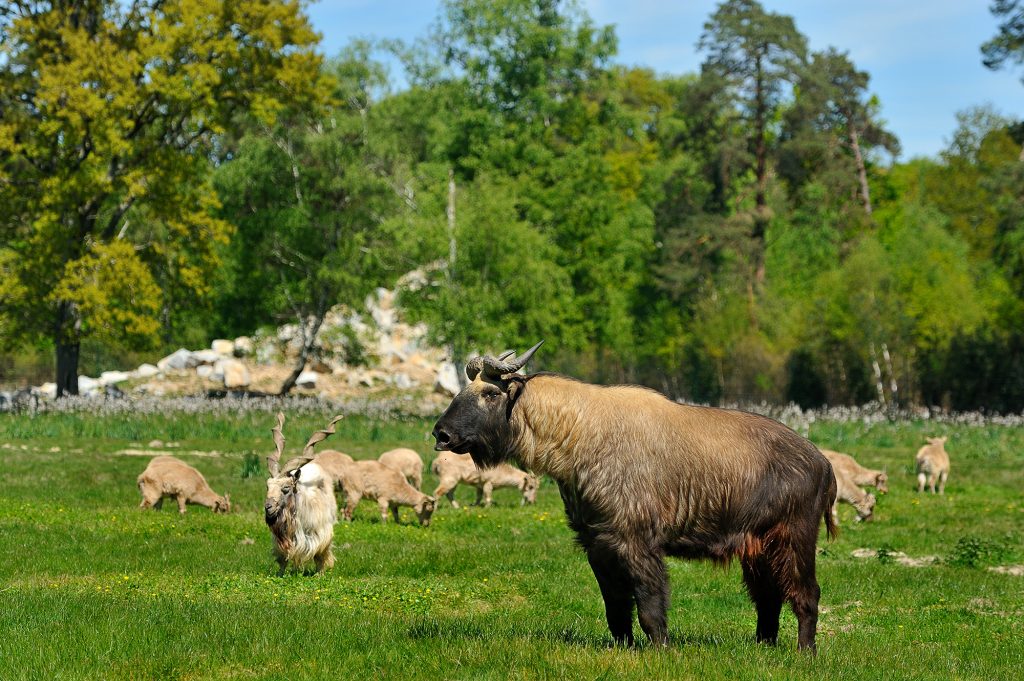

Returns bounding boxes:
[432,376,521,469]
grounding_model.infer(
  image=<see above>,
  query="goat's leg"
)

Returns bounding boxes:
[433,478,460,509]
[938,471,948,494]
[378,497,390,523]
[314,546,335,573]
[917,471,926,493]
[929,473,937,494]
[586,547,636,646]
[391,502,401,524]
[742,556,784,645]
[176,494,187,514]
[482,481,494,508]
[344,492,361,521]
[472,485,484,506]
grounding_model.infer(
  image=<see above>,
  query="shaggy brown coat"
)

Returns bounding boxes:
[137,456,230,514]
[433,369,836,652]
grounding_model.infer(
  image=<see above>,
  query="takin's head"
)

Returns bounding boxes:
[431,342,543,469]
[214,493,231,514]
[414,496,437,526]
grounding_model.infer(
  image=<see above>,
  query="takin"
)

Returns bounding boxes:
[432,342,836,652]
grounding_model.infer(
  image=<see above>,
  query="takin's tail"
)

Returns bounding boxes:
[823,467,838,540]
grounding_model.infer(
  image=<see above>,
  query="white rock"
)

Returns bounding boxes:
[191,349,221,365]
[157,348,196,371]
[196,365,214,379]
[296,370,319,389]
[98,370,131,386]
[211,339,235,356]
[394,373,415,390]
[220,359,250,389]
[78,376,100,394]
[135,363,159,378]
[233,336,253,356]
[39,383,57,399]
[434,362,462,397]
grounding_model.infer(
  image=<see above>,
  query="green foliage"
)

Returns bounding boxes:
[946,535,1012,569]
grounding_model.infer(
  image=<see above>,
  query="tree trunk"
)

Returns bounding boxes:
[55,301,81,397]
[850,125,873,215]
[279,312,326,396]
[752,55,768,284]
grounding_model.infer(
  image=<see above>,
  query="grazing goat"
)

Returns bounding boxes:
[431,451,539,508]
[915,436,950,494]
[340,460,435,525]
[264,414,341,575]
[137,456,230,514]
[829,463,876,524]
[820,449,888,494]
[378,448,424,489]
[432,342,836,652]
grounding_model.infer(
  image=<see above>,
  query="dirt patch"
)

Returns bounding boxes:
[851,548,939,567]
[115,449,224,458]
[988,565,1024,576]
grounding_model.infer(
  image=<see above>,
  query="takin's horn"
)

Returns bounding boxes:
[465,341,544,380]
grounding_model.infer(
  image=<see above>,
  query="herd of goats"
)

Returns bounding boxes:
[132,341,955,652]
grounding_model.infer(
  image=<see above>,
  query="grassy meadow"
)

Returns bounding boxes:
[0,409,1022,680]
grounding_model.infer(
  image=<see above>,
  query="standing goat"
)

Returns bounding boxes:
[137,456,230,514]
[432,342,836,652]
[915,436,950,494]
[264,413,341,575]
[431,451,539,508]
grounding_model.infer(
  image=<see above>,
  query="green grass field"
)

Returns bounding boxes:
[0,410,1022,680]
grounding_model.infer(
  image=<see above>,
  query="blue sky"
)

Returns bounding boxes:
[306,1,1024,159]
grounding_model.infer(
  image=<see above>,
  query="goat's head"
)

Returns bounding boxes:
[854,492,877,522]
[414,496,436,526]
[522,473,540,504]
[431,342,543,468]
[264,412,342,526]
[875,472,889,494]
[926,436,948,447]
[214,493,231,514]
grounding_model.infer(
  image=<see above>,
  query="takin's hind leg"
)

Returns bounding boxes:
[780,533,822,653]
[586,547,636,646]
[741,556,784,646]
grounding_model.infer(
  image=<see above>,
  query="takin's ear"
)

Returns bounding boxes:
[505,379,524,419]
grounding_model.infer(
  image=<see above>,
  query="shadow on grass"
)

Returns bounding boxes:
[407,617,728,650]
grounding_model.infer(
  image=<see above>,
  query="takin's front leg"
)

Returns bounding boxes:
[622,545,670,646]
[586,547,636,646]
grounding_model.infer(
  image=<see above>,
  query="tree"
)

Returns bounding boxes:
[983,0,1024,158]
[215,50,405,394]
[0,0,323,395]
[698,0,806,282]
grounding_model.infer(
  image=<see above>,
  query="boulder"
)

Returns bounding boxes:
[196,364,214,379]
[296,370,319,389]
[191,349,221,365]
[157,348,196,371]
[394,373,415,390]
[135,363,159,378]
[434,362,462,397]
[78,376,100,395]
[211,339,235,356]
[233,336,253,356]
[220,359,251,389]
[98,370,131,386]
[38,383,57,399]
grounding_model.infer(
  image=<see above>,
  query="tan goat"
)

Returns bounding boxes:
[820,449,888,494]
[830,463,876,524]
[431,451,539,508]
[915,436,950,494]
[137,456,230,514]
[378,448,424,489]
[340,460,435,525]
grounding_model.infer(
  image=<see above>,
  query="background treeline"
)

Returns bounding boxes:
[2,0,1023,411]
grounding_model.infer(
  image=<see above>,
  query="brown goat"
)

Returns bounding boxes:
[432,342,836,652]
[137,456,230,514]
